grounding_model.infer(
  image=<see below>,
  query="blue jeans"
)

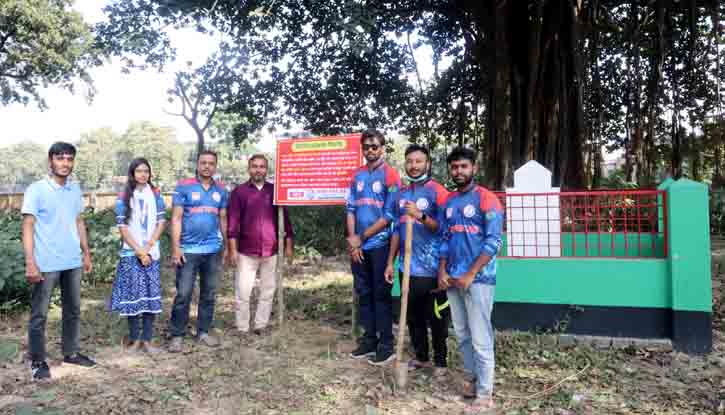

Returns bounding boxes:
[447,283,496,399]
[352,245,393,351]
[169,252,221,337]
[28,268,82,361]
[128,313,156,342]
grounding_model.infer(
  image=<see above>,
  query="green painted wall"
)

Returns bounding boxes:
[663,179,712,312]
[496,258,670,308]
[493,178,711,314]
[500,234,665,258]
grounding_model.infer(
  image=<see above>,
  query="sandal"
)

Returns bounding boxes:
[407,359,432,370]
[464,397,496,414]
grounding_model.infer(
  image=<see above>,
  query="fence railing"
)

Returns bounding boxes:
[0,192,174,212]
[493,190,667,259]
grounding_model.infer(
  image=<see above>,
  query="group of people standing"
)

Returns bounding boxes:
[21,129,502,414]
[346,129,503,413]
[22,143,292,376]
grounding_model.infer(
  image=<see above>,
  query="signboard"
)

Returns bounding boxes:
[274,133,363,205]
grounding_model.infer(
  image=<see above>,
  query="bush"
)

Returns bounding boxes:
[0,212,31,310]
[0,208,172,310]
[288,206,347,257]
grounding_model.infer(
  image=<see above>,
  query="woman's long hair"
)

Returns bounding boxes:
[122,158,155,224]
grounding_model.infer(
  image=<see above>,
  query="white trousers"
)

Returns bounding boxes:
[235,254,277,332]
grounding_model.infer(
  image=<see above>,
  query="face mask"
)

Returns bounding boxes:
[405,172,429,183]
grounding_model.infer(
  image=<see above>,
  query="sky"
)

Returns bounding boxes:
[0,0,437,154]
[0,0,226,149]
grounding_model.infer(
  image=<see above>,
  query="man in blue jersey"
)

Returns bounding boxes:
[384,144,450,373]
[438,147,503,414]
[168,150,229,352]
[346,129,401,365]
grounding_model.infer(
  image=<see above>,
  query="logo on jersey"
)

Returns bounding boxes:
[356,181,364,192]
[485,211,497,220]
[372,181,382,193]
[463,204,476,218]
[212,192,221,203]
[446,207,453,218]
[191,192,201,201]
[416,198,429,211]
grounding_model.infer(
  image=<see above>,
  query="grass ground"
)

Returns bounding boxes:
[0,257,723,415]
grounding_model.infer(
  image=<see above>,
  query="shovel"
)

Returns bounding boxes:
[394,217,414,391]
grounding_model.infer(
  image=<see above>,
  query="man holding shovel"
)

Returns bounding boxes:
[438,147,503,414]
[384,144,450,374]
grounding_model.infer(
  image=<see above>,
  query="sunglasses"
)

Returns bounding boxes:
[362,144,381,151]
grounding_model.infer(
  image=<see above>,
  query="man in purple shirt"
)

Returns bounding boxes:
[228,154,294,334]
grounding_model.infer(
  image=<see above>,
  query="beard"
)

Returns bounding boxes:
[453,175,473,189]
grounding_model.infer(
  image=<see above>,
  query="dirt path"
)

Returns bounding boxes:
[1,259,723,415]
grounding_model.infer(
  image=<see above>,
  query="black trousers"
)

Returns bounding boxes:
[406,277,449,367]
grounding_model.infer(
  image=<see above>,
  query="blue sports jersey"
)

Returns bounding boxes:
[346,161,401,250]
[172,178,228,254]
[391,179,449,278]
[439,185,504,285]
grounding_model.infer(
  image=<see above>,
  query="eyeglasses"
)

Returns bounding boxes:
[362,144,381,151]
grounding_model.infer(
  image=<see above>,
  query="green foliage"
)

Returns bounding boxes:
[0,211,31,309]
[0,141,47,188]
[81,209,121,286]
[288,206,346,257]
[0,208,171,310]
[0,0,102,108]
[596,168,640,190]
[73,122,192,191]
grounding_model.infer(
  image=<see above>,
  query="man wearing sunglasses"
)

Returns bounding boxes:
[346,129,401,365]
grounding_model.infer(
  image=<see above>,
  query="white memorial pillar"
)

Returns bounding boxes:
[505,161,561,257]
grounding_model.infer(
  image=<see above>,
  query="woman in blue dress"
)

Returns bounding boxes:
[110,158,167,353]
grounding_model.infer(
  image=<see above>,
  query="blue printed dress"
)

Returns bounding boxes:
[110,186,166,316]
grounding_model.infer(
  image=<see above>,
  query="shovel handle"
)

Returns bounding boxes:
[395,218,414,368]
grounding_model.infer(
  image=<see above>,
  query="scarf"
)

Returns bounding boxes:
[123,185,160,260]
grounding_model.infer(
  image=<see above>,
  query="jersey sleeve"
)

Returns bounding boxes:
[220,188,229,209]
[438,199,451,259]
[383,166,401,222]
[154,189,167,222]
[390,192,402,236]
[115,194,128,227]
[480,190,504,257]
[172,182,187,207]
[345,174,357,214]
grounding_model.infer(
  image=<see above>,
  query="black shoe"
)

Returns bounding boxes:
[63,353,96,367]
[349,341,377,359]
[368,348,395,366]
[31,360,51,380]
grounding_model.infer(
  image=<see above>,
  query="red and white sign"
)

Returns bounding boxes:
[274,134,363,206]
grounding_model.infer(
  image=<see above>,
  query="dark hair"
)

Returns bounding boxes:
[446,146,477,165]
[248,154,268,165]
[405,144,430,160]
[360,128,386,146]
[48,142,76,159]
[122,158,155,224]
[197,150,218,162]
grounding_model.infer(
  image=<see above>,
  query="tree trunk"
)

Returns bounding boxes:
[195,128,205,160]
[644,0,667,185]
[626,0,644,183]
[490,0,585,189]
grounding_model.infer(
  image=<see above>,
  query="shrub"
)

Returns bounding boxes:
[288,206,346,257]
[0,208,171,310]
